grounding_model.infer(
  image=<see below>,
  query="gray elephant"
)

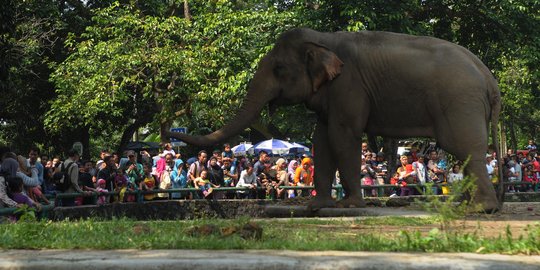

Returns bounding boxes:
[165,28,502,212]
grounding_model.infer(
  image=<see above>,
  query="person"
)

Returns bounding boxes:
[97,155,117,199]
[361,142,370,157]
[16,154,42,205]
[522,165,538,192]
[188,150,208,185]
[124,150,144,188]
[139,164,156,201]
[84,179,109,205]
[526,139,538,151]
[207,156,224,199]
[253,151,269,177]
[294,157,313,196]
[207,150,222,167]
[286,159,299,198]
[271,158,289,199]
[222,143,233,159]
[112,152,121,170]
[0,157,21,208]
[161,143,176,158]
[412,155,428,193]
[506,159,521,192]
[157,153,174,198]
[6,176,41,219]
[486,154,495,181]
[170,159,187,199]
[16,155,40,188]
[236,163,257,199]
[221,157,238,199]
[27,148,44,187]
[427,150,446,194]
[188,150,208,199]
[447,164,464,184]
[194,170,220,198]
[374,152,388,186]
[360,157,376,197]
[58,149,88,206]
[78,160,95,205]
[41,154,55,195]
[396,155,415,196]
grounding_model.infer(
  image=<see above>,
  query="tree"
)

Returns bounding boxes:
[48,1,300,154]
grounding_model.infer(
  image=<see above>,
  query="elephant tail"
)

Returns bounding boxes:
[489,80,505,209]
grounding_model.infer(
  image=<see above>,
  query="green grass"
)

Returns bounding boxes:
[1,216,539,254]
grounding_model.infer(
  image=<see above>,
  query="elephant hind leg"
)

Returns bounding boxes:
[435,114,498,212]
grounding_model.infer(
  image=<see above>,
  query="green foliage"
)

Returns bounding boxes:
[13,205,38,223]
[418,163,483,233]
[1,0,539,151]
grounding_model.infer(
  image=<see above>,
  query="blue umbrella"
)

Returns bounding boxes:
[231,143,253,156]
[289,142,310,153]
[252,138,294,155]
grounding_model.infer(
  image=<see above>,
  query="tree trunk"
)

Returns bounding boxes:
[183,0,191,21]
[383,137,398,183]
[508,116,517,151]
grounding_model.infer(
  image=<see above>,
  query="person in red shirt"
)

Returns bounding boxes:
[396,155,416,196]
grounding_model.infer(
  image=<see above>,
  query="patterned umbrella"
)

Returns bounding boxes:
[231,143,253,156]
[289,142,310,153]
[252,138,294,155]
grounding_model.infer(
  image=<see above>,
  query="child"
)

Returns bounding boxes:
[139,164,156,201]
[114,169,132,202]
[7,176,41,220]
[84,179,109,205]
[194,170,220,198]
[523,166,539,192]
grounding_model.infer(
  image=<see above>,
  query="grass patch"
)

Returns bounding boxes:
[1,216,539,254]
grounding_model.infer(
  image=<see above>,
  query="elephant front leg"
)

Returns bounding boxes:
[331,125,366,208]
[307,121,338,211]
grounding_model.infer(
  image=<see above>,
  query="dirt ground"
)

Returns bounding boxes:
[277,198,540,238]
[353,202,540,238]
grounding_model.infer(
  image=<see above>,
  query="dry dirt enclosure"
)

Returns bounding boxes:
[311,202,540,239]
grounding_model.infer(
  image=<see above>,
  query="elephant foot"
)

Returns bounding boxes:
[307,197,336,212]
[336,196,366,208]
[475,200,500,214]
[472,196,500,214]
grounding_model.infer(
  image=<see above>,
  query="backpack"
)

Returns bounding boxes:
[53,162,75,192]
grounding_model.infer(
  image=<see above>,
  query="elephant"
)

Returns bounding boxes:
[165,27,503,212]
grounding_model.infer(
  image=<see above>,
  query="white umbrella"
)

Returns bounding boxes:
[231,143,253,156]
[289,142,310,153]
[252,138,294,155]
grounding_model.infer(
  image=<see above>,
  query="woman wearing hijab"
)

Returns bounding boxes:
[271,158,288,199]
[294,158,314,197]
[286,159,299,198]
[0,156,21,208]
[170,159,187,199]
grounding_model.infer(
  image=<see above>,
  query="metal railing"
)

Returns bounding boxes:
[0,181,537,217]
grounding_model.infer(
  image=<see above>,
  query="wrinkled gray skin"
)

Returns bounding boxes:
[166,28,502,212]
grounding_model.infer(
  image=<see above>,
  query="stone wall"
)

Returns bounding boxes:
[52,200,275,221]
[50,192,540,221]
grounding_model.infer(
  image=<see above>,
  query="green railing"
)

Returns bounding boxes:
[0,181,537,217]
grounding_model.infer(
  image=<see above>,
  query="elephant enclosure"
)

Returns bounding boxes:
[306,202,540,239]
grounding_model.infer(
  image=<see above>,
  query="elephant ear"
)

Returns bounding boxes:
[305,42,343,92]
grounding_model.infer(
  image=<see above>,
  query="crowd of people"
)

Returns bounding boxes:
[0,139,539,216]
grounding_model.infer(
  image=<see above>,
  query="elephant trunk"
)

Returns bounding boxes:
[166,81,274,146]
